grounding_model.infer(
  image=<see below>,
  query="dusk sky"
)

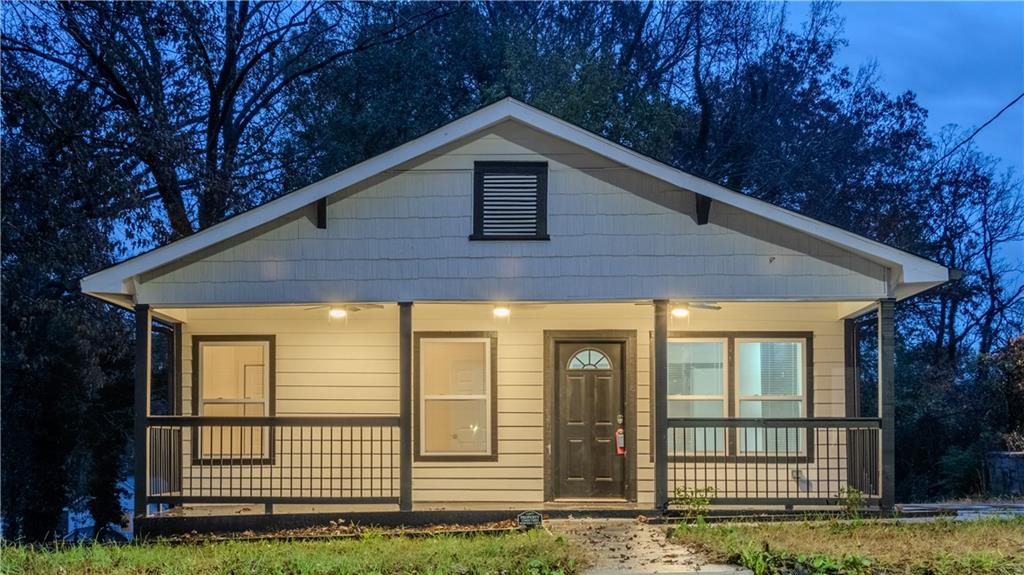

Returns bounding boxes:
[790,1,1024,262]
[791,1,1023,175]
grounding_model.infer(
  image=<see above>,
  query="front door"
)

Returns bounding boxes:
[555,341,626,498]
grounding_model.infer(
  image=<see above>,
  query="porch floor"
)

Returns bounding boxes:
[138,501,857,538]
[152,500,651,518]
[150,500,851,520]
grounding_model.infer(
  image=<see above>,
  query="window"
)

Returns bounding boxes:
[567,348,612,370]
[667,340,727,453]
[471,162,549,240]
[655,332,812,459]
[737,339,805,453]
[737,340,804,418]
[415,333,498,461]
[192,335,275,463]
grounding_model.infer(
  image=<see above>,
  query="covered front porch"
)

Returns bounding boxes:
[133,300,895,528]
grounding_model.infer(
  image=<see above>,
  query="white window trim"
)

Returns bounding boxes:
[419,337,493,457]
[197,340,271,417]
[733,338,807,418]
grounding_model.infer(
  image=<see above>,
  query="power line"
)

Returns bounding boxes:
[921,90,1024,176]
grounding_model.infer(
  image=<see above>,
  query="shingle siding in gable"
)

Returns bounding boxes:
[136,124,888,306]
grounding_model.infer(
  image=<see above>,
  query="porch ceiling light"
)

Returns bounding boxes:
[493,305,511,318]
[671,305,690,318]
[328,307,348,319]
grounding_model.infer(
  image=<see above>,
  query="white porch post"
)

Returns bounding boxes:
[877,299,896,511]
[653,299,669,509]
[133,304,152,520]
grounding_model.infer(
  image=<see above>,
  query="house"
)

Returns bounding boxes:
[81,98,950,534]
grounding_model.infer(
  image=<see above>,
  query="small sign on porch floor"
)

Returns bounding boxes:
[517,511,543,530]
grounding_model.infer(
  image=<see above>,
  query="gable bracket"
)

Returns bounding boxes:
[695,193,712,225]
[315,198,327,229]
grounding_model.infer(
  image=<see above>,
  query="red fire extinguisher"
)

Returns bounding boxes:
[615,427,626,455]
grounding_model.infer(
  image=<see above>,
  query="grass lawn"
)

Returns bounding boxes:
[1,529,583,575]
[671,516,1024,575]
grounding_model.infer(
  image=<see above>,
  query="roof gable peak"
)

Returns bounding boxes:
[81,97,948,298]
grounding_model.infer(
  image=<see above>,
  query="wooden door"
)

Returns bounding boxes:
[556,341,625,498]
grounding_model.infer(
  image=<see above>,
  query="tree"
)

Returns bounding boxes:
[1,61,134,540]
[2,1,455,242]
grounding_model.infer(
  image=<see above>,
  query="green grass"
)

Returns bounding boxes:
[671,516,1024,575]
[1,529,583,575]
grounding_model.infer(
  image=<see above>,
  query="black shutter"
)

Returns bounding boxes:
[471,162,549,240]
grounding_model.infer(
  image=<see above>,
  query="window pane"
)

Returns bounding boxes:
[667,341,724,395]
[738,341,801,397]
[422,340,487,395]
[202,403,244,417]
[668,399,724,418]
[670,427,727,455]
[201,343,266,400]
[568,348,611,370]
[739,400,802,418]
[668,400,725,454]
[423,399,487,453]
[739,401,803,454]
[198,403,267,458]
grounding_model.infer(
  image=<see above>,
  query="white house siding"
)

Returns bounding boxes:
[171,301,849,505]
[136,121,889,306]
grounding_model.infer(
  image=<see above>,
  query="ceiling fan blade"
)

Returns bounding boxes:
[304,305,326,311]
[689,302,721,310]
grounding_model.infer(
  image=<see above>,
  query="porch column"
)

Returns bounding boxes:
[877,299,896,511]
[133,304,152,520]
[653,299,669,509]
[399,302,413,511]
[843,319,859,418]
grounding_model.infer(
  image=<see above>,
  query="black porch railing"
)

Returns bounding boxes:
[146,416,401,506]
[666,417,881,506]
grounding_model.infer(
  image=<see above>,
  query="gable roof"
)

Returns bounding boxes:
[81,97,949,302]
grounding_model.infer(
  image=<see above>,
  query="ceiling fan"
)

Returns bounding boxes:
[491,303,548,318]
[635,301,722,317]
[684,302,722,311]
[304,303,384,319]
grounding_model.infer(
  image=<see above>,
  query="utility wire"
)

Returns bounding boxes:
[921,90,1024,175]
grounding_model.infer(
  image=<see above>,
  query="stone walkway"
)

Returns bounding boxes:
[546,518,750,575]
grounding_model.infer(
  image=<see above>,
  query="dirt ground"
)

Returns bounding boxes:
[546,517,748,574]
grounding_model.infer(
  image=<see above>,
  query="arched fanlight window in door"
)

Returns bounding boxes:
[567,348,612,370]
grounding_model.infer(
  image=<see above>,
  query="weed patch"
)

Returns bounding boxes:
[672,516,1024,575]
[1,529,583,575]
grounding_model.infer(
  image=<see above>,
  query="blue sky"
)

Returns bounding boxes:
[790,1,1023,263]
[790,1,1023,175]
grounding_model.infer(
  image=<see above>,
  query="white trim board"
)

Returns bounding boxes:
[81,98,949,298]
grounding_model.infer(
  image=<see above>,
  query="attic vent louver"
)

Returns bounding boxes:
[471,162,549,240]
